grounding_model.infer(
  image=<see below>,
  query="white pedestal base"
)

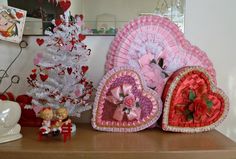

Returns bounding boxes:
[0,133,22,144]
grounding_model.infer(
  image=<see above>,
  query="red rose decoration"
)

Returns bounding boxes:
[188,99,208,120]
[123,95,135,108]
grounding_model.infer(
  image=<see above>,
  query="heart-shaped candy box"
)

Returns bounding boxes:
[92,67,162,132]
[105,16,216,95]
[162,66,229,133]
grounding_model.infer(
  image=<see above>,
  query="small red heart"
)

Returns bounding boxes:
[67,67,72,75]
[59,0,71,11]
[55,19,62,26]
[40,74,48,82]
[32,69,37,73]
[36,38,44,46]
[16,12,24,19]
[81,66,89,74]
[30,74,37,80]
[79,34,86,41]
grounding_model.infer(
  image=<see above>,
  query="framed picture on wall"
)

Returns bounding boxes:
[0,5,26,43]
[7,0,63,35]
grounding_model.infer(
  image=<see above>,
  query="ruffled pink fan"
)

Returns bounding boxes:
[105,15,216,95]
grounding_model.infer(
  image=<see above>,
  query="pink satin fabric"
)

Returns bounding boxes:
[106,84,141,121]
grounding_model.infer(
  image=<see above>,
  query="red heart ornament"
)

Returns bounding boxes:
[162,66,229,133]
[16,12,24,19]
[36,38,44,46]
[59,0,71,11]
[40,73,48,82]
[30,74,37,80]
[32,69,37,73]
[81,66,88,74]
[92,67,162,132]
[67,67,72,75]
[79,34,86,41]
[55,19,62,26]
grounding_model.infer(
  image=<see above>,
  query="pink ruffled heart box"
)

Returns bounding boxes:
[162,66,229,133]
[105,15,216,95]
[92,67,162,132]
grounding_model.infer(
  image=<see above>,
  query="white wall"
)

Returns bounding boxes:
[0,0,236,141]
[0,0,7,5]
[185,0,236,141]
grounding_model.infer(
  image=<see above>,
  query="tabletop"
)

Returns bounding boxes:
[0,124,236,159]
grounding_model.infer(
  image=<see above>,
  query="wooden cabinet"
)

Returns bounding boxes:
[0,124,236,159]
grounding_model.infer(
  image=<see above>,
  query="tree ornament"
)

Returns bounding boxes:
[81,66,88,74]
[36,38,44,46]
[59,0,71,11]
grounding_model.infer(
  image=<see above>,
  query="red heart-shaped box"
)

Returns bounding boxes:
[162,66,229,133]
[92,67,163,132]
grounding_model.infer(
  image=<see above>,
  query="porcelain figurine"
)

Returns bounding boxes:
[39,107,53,135]
[52,107,71,136]
[0,100,22,143]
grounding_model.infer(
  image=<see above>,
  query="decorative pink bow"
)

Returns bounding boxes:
[138,53,156,82]
[106,84,141,121]
[138,53,166,94]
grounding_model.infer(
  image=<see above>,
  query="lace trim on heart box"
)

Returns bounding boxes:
[92,66,163,132]
[162,66,229,133]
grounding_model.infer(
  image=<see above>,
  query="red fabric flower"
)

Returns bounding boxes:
[123,95,135,108]
[188,99,207,119]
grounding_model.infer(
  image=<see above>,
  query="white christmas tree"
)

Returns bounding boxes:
[27,11,93,117]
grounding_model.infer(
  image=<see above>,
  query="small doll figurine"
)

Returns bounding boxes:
[52,107,71,136]
[39,107,53,135]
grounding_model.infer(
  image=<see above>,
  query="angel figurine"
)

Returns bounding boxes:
[39,107,53,135]
[51,107,71,136]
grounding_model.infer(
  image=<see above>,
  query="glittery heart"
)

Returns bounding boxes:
[79,34,86,41]
[162,66,229,133]
[36,38,44,46]
[32,69,37,73]
[30,74,37,80]
[67,67,72,75]
[55,19,62,26]
[59,0,71,11]
[40,73,48,82]
[81,66,88,74]
[92,67,162,132]
[33,53,43,65]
